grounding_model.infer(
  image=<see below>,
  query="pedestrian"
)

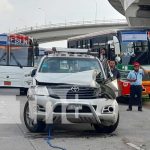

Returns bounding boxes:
[108,60,120,80]
[109,48,116,61]
[99,48,108,74]
[99,48,107,63]
[126,62,147,111]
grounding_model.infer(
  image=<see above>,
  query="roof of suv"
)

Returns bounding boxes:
[47,52,97,59]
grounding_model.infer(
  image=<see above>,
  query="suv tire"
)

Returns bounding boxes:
[24,102,46,133]
[94,114,119,133]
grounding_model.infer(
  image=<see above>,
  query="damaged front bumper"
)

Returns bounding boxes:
[28,95,119,126]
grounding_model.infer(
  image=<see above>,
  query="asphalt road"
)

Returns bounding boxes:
[0,95,150,150]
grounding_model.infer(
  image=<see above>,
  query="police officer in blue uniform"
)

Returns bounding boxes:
[126,62,147,111]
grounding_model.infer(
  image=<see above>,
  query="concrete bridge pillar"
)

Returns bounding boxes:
[108,0,150,27]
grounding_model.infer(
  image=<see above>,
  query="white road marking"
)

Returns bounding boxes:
[127,143,144,150]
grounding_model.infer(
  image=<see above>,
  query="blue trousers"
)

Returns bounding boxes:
[129,85,142,109]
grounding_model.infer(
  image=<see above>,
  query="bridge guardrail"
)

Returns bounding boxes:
[12,19,127,33]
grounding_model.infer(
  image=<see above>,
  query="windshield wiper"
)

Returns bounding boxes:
[10,52,23,68]
[0,52,6,62]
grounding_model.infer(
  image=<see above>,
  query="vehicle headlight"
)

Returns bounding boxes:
[35,86,49,96]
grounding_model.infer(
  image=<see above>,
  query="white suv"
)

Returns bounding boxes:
[24,51,119,133]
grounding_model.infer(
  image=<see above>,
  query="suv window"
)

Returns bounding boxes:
[39,57,103,75]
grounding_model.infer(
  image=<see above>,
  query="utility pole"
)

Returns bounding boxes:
[95,0,98,23]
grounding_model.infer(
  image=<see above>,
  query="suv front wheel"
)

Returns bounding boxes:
[24,102,46,132]
[93,114,119,133]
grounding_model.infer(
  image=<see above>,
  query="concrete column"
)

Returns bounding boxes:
[123,0,138,10]
[108,0,150,26]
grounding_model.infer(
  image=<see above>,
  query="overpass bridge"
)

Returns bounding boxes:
[14,20,128,43]
[108,0,150,27]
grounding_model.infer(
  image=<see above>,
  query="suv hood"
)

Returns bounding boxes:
[35,70,99,87]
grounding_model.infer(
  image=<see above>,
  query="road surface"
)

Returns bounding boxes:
[0,95,150,150]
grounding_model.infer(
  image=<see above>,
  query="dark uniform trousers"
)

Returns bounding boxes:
[129,85,142,109]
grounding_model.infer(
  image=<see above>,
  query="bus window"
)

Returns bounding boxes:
[134,41,148,52]
[85,40,88,48]
[80,40,83,48]
[120,42,134,65]
[0,46,7,65]
[132,41,149,65]
[76,41,78,48]
[90,39,93,48]
[83,40,85,48]
[120,41,150,65]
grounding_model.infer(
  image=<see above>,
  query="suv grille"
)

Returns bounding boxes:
[54,104,97,113]
[47,86,97,99]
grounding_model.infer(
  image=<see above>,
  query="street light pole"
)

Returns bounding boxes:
[95,0,98,23]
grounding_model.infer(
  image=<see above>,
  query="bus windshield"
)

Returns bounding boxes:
[120,41,150,65]
[9,46,33,67]
[0,46,34,67]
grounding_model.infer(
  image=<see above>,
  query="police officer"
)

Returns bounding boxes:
[126,62,147,111]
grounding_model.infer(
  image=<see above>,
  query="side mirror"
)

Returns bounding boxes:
[113,36,120,55]
[115,55,121,63]
[31,69,37,77]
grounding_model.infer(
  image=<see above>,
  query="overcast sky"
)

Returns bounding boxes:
[0,0,125,47]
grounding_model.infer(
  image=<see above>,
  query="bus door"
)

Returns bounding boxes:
[107,39,117,60]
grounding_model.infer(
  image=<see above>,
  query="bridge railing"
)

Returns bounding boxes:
[13,19,127,33]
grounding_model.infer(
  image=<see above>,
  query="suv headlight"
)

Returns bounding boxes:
[35,86,49,96]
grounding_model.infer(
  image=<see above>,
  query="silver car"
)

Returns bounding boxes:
[24,52,119,133]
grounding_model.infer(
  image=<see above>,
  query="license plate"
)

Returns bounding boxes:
[67,104,82,110]
[4,81,11,86]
